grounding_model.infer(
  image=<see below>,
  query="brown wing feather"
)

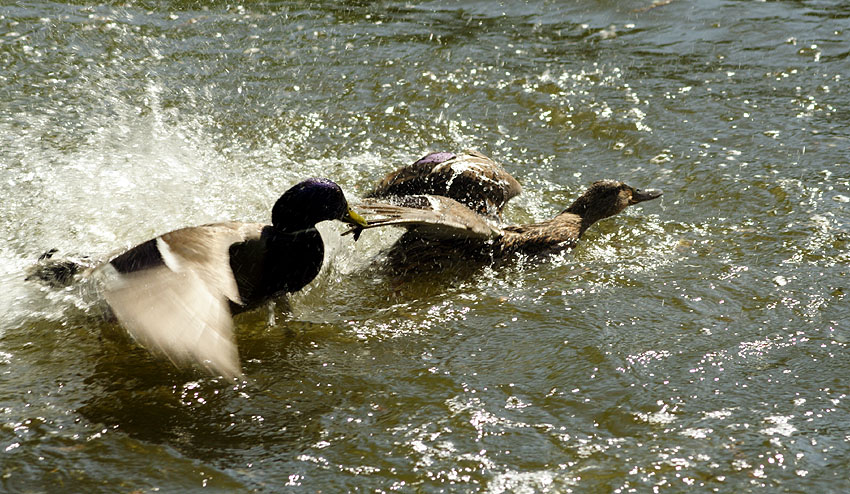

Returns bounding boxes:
[368,150,522,218]
[353,195,503,240]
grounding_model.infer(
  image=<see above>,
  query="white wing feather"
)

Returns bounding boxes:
[96,222,264,378]
[102,264,241,378]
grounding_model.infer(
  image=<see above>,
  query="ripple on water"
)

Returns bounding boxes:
[2,0,850,491]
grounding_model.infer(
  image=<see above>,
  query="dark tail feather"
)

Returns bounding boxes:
[25,249,87,287]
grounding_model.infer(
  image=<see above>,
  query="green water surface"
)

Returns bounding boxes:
[1,1,848,492]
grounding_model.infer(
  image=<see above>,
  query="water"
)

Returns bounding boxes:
[1,0,848,491]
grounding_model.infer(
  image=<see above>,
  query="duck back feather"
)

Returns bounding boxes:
[368,150,522,220]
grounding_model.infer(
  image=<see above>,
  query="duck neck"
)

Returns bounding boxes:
[273,224,320,236]
[263,225,324,294]
[498,212,584,256]
[266,225,323,256]
[548,210,598,239]
[563,203,606,235]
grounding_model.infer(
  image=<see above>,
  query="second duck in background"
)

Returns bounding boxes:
[351,150,662,272]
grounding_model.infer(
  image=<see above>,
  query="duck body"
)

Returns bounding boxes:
[355,151,662,271]
[91,178,367,378]
[367,150,522,220]
[105,222,324,312]
[227,226,325,310]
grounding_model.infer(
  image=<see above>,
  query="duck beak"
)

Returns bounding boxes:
[632,188,663,204]
[341,207,368,242]
[344,207,369,227]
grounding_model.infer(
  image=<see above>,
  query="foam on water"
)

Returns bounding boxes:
[0,51,410,330]
[0,249,42,332]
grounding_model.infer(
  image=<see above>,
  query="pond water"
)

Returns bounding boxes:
[1,1,848,492]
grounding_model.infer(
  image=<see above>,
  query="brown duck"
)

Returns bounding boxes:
[351,150,662,269]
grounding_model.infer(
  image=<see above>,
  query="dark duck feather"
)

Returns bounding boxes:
[90,178,367,378]
[366,150,522,220]
[352,151,662,270]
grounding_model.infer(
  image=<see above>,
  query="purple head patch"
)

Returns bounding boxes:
[301,177,341,192]
[413,152,456,167]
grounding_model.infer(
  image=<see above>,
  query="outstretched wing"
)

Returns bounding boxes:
[351,195,503,241]
[96,222,264,378]
[367,150,522,219]
[101,264,241,378]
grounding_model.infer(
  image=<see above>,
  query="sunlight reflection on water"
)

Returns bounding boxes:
[1,0,849,491]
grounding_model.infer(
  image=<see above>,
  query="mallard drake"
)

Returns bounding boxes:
[351,151,662,268]
[90,178,367,378]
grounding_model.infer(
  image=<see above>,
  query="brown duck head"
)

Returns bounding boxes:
[564,180,662,234]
